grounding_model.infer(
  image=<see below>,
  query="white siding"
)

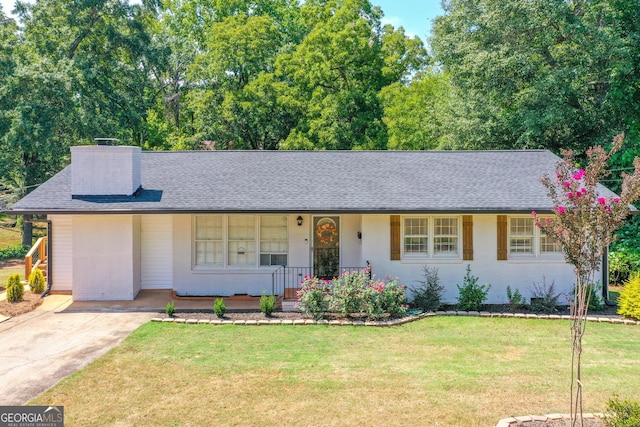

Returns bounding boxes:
[141,215,173,289]
[362,214,576,305]
[49,215,73,292]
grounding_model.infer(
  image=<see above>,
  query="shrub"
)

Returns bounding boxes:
[368,277,406,319]
[297,276,331,320]
[570,282,604,311]
[165,301,175,317]
[409,266,444,312]
[609,248,640,285]
[28,269,46,294]
[528,278,561,314]
[330,269,369,316]
[506,286,526,311]
[456,265,490,311]
[605,395,640,427]
[618,273,640,320]
[213,298,226,318]
[0,244,28,260]
[260,293,276,317]
[296,270,407,320]
[6,273,24,303]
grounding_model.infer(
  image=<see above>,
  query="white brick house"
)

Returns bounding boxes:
[9,145,617,303]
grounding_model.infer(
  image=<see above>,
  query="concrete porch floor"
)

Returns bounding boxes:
[60,289,263,313]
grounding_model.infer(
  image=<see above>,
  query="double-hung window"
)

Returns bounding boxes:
[194,215,288,267]
[508,217,562,257]
[260,216,288,266]
[403,217,428,255]
[402,216,460,259]
[195,216,223,266]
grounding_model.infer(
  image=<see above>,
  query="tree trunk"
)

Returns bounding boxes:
[21,215,33,248]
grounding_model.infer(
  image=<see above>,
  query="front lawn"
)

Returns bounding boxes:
[30,317,640,426]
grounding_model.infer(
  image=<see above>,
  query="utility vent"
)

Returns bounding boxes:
[71,144,142,197]
[94,138,120,146]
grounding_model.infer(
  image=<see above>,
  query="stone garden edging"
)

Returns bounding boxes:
[150,310,639,327]
[494,412,604,427]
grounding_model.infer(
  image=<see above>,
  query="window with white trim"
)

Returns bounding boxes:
[260,216,288,266]
[195,216,223,266]
[402,216,460,259]
[509,217,562,257]
[509,217,534,254]
[434,217,459,256]
[194,215,288,267]
[404,217,428,255]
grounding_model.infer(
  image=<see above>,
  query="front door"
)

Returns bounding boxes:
[313,216,340,279]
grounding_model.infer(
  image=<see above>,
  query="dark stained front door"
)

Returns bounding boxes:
[313,216,340,279]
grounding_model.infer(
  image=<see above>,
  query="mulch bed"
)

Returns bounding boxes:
[0,291,43,317]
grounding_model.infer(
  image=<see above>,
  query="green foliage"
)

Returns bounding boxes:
[430,0,640,153]
[28,269,46,294]
[260,293,276,317]
[296,276,330,320]
[618,273,640,321]
[165,301,175,317]
[213,298,226,318]
[456,265,490,311]
[570,283,604,311]
[605,395,640,427]
[6,273,24,303]
[409,266,444,311]
[609,244,640,286]
[0,244,28,260]
[506,286,526,311]
[296,270,406,320]
[528,279,561,314]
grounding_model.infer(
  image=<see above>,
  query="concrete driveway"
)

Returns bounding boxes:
[0,295,155,405]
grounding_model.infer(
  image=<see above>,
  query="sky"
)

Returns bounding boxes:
[1,0,444,39]
[373,0,444,40]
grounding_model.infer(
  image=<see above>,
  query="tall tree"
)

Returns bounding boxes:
[379,72,449,150]
[16,0,164,145]
[278,0,427,150]
[430,0,631,153]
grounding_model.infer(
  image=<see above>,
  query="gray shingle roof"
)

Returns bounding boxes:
[9,150,618,214]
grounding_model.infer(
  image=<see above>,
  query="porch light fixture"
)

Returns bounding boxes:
[297,216,303,226]
[357,231,362,239]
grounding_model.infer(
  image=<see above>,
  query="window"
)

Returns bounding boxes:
[194,215,288,267]
[404,217,428,255]
[195,216,223,266]
[402,216,460,259]
[508,217,562,257]
[260,216,288,266]
[540,231,562,253]
[228,216,255,266]
[509,217,534,254]
[434,217,459,256]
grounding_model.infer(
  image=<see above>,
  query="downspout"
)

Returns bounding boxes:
[603,246,615,307]
[41,220,53,298]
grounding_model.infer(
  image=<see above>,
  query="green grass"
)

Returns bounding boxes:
[30,317,640,427]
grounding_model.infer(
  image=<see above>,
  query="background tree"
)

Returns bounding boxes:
[430,0,632,153]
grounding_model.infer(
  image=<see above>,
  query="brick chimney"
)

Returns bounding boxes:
[71,143,142,197]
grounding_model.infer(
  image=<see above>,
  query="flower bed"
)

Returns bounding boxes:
[296,269,407,320]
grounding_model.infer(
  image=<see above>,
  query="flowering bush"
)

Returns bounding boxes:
[296,275,331,319]
[296,269,407,320]
[532,134,640,423]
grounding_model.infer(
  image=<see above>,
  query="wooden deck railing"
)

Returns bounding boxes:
[25,236,47,280]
